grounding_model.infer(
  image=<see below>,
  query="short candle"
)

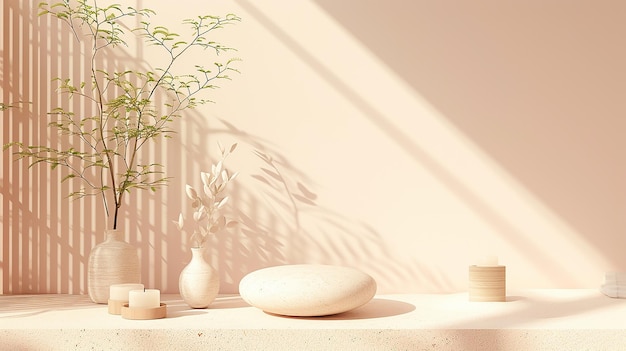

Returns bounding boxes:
[129,289,160,308]
[110,283,144,302]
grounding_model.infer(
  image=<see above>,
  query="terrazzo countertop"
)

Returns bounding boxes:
[1,290,626,350]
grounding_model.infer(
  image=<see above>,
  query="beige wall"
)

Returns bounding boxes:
[2,0,625,295]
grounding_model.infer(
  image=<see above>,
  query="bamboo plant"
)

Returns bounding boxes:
[4,1,240,230]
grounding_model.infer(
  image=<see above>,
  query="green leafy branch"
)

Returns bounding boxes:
[1,102,30,111]
[5,1,240,230]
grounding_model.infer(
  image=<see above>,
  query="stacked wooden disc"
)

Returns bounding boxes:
[468,265,506,302]
[121,303,167,320]
[108,299,125,315]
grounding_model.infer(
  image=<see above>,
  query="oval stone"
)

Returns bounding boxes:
[239,264,377,317]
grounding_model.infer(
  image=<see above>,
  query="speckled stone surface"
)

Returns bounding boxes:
[239,264,377,316]
[3,290,626,350]
[3,329,625,350]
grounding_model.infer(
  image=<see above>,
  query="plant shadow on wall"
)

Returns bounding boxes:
[227,0,465,292]
[207,119,448,293]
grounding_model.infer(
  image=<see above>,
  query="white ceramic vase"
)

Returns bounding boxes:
[179,247,220,308]
[87,229,141,303]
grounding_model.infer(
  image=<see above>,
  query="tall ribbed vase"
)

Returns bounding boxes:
[179,247,220,308]
[87,229,141,303]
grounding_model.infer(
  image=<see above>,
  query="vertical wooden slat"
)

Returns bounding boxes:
[22,0,36,294]
[70,26,82,295]
[47,10,60,295]
[58,14,71,294]
[36,0,49,294]
[1,0,10,296]
[17,1,24,294]
[10,0,22,294]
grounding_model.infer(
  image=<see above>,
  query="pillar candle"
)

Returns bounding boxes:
[129,289,160,308]
[110,283,144,302]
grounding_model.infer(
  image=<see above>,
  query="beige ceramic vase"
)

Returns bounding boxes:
[87,229,141,303]
[179,247,220,308]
